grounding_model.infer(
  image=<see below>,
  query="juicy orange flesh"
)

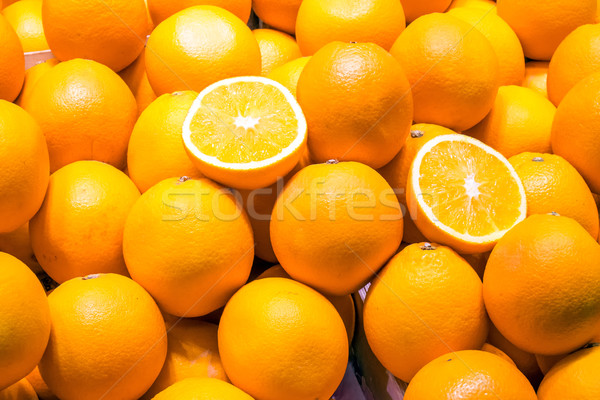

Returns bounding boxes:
[189,81,299,163]
[418,140,522,237]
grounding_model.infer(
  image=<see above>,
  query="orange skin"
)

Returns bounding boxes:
[0,15,24,102]
[252,0,301,34]
[0,223,44,275]
[402,0,452,22]
[253,29,301,76]
[0,379,38,400]
[522,61,549,98]
[363,243,489,382]
[118,51,157,116]
[481,343,517,366]
[15,58,59,109]
[145,6,261,95]
[23,58,138,173]
[270,161,404,296]
[551,71,600,194]
[390,13,500,131]
[267,56,310,98]
[152,378,253,400]
[297,42,413,169]
[3,0,48,52]
[484,214,600,356]
[25,367,58,400]
[295,0,406,55]
[42,0,147,71]
[147,0,251,25]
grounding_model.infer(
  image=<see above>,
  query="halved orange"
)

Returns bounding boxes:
[182,76,307,189]
[406,134,526,254]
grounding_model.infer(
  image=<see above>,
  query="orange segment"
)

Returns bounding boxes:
[183,76,307,189]
[407,134,526,253]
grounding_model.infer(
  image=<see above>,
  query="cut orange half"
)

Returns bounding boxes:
[182,76,307,189]
[407,134,526,254]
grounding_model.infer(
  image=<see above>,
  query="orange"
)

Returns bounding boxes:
[153,378,253,400]
[0,101,49,233]
[253,29,301,76]
[123,177,254,317]
[141,318,228,399]
[24,58,137,173]
[536,352,571,375]
[0,253,50,391]
[252,0,301,34]
[481,343,516,366]
[364,243,489,382]
[378,123,457,244]
[42,0,147,71]
[448,7,525,86]
[465,85,556,158]
[538,345,600,399]
[547,24,600,106]
[271,161,404,296]
[295,0,406,56]
[390,13,499,131]
[551,71,600,193]
[30,161,140,283]
[0,223,43,274]
[38,274,167,400]
[15,58,59,109]
[462,251,490,279]
[145,6,261,95]
[402,0,452,22]
[182,76,307,189]
[404,350,537,399]
[446,0,496,11]
[25,367,57,400]
[407,134,527,254]
[218,277,348,400]
[523,61,549,98]
[3,0,48,52]
[297,42,413,169]
[266,56,310,98]
[127,91,202,193]
[0,14,24,102]
[0,379,38,400]
[147,0,251,25]
[118,51,157,116]
[497,0,596,61]
[510,152,599,240]
[484,214,600,355]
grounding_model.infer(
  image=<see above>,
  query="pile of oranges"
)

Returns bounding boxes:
[1,0,600,399]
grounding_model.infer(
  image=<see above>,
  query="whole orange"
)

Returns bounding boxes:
[0,14,24,102]
[127,91,202,193]
[42,0,147,71]
[497,0,596,60]
[218,277,348,400]
[551,71,600,193]
[295,0,406,55]
[484,214,600,355]
[147,0,251,24]
[23,58,137,173]
[266,56,310,98]
[390,13,499,131]
[404,350,537,399]
[523,61,549,98]
[30,161,141,283]
[152,378,253,400]
[363,243,489,382]
[252,0,301,34]
[118,51,157,116]
[297,42,413,169]
[270,161,404,296]
[38,274,167,400]
[123,177,254,317]
[0,101,49,233]
[0,253,50,391]
[2,0,48,52]
[253,28,301,76]
[145,6,261,95]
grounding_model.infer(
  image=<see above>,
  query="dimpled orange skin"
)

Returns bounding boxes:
[404,350,537,400]
[484,214,600,356]
[0,379,38,400]
[0,101,49,234]
[123,177,254,317]
[38,274,167,400]
[403,0,452,22]
[252,0,301,34]
[0,15,24,102]
[145,6,261,95]
[0,253,51,391]
[267,56,310,98]
[23,59,137,173]
[2,0,48,52]
[481,343,517,366]
[390,13,500,131]
[551,71,600,194]
[547,24,600,106]
[42,0,147,72]
[30,161,141,284]
[363,243,489,382]
[118,51,157,116]
[497,0,596,61]
[297,42,413,169]
[15,58,59,109]
[510,152,599,240]
[253,29,302,76]
[270,161,404,296]
[153,378,254,400]
[0,224,43,275]
[523,61,549,98]
[295,0,406,56]
[218,278,348,400]
[147,0,251,24]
